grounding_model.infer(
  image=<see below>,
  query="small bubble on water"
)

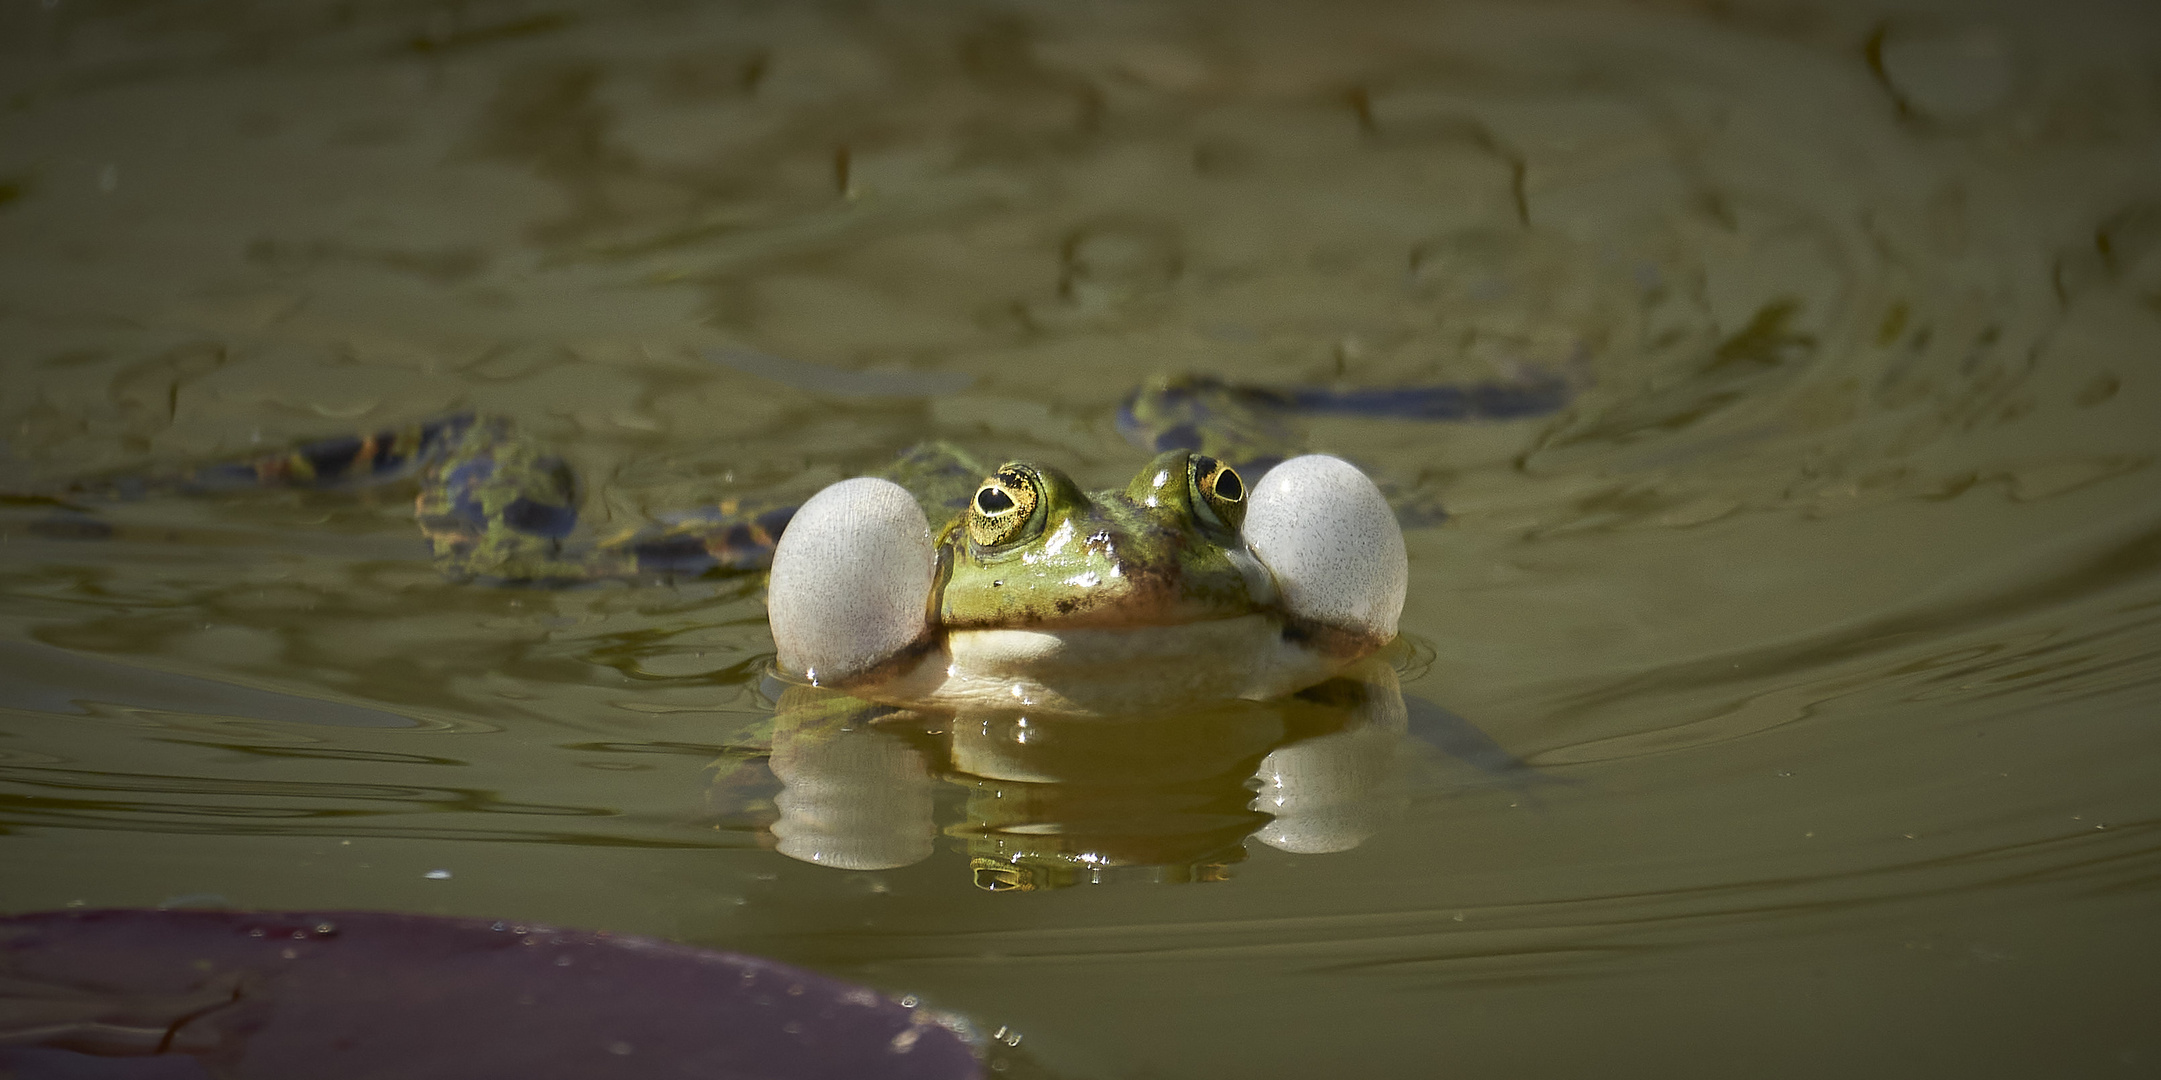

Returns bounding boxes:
[899,995,919,1008]
[423,869,452,880]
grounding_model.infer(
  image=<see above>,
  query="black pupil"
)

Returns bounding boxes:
[976,486,1015,514]
[1214,468,1244,502]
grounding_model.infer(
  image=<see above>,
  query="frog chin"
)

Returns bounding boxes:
[845,614,1383,716]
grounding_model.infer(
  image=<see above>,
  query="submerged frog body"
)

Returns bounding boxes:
[768,450,1405,714]
[37,369,1568,714]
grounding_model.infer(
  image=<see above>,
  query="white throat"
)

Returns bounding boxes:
[852,615,1355,715]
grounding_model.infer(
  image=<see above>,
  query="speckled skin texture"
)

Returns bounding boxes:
[937,451,1271,631]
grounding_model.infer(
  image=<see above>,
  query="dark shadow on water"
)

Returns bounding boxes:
[0,641,418,729]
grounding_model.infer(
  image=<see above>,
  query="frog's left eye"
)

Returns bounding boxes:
[1190,455,1246,530]
[966,467,1040,548]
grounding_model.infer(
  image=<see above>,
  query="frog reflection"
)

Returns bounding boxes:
[739,657,1428,890]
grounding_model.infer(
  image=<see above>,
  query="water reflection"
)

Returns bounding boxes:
[757,659,1441,890]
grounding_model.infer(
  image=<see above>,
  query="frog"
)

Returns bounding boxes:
[765,446,1406,715]
[32,366,1572,715]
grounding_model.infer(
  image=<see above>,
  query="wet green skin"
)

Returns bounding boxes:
[935,450,1271,632]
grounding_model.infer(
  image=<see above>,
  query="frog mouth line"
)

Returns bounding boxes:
[883,616,1370,715]
[773,608,1383,703]
[788,614,1390,717]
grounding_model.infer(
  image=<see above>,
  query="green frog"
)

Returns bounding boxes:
[766,446,1405,714]
[41,369,1570,715]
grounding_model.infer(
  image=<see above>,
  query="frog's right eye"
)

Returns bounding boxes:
[966,466,1040,548]
[1188,455,1247,532]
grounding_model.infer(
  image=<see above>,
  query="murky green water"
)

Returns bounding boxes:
[4,0,2160,1075]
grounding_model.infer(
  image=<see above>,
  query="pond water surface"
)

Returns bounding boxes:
[3,0,2160,1076]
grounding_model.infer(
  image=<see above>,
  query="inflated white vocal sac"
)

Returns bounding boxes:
[766,477,936,685]
[1240,454,1408,642]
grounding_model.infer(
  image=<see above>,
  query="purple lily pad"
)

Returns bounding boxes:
[0,909,980,1080]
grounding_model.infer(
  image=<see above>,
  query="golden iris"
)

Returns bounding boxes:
[966,466,1040,548]
[1190,455,1246,530]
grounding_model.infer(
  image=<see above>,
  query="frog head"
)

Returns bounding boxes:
[766,453,1406,714]
[937,452,1268,632]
